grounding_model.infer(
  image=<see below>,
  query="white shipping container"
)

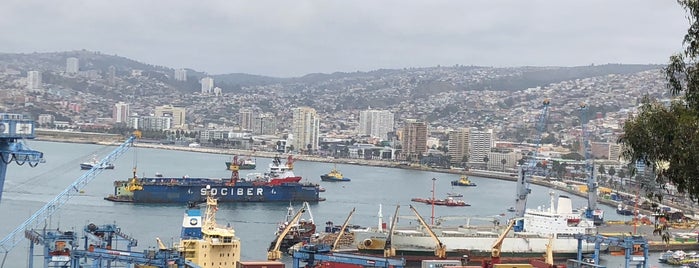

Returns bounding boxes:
[421,260,463,268]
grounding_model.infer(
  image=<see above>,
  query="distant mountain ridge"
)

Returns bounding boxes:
[0,50,663,91]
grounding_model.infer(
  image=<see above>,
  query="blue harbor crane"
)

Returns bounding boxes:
[293,244,405,268]
[0,113,45,202]
[580,103,604,225]
[25,222,200,268]
[572,233,648,268]
[513,99,550,231]
[0,132,139,266]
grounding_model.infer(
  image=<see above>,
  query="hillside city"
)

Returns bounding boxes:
[0,51,673,183]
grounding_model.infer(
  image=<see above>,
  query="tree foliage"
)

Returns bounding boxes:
[618,0,699,201]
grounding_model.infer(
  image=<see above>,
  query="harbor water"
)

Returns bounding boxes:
[0,141,680,267]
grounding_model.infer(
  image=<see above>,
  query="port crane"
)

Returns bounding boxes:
[383,205,400,257]
[331,207,356,251]
[0,132,139,264]
[0,113,45,202]
[513,99,550,230]
[573,233,648,268]
[268,203,308,261]
[487,218,517,267]
[579,103,603,225]
[293,243,405,268]
[408,205,446,259]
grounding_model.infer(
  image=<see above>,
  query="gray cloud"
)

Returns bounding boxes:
[0,0,689,77]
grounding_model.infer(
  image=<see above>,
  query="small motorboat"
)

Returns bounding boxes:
[447,192,463,198]
[507,207,516,212]
[451,175,476,186]
[80,155,114,170]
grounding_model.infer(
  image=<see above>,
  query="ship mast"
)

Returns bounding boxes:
[203,185,218,230]
[228,155,240,185]
[431,178,436,225]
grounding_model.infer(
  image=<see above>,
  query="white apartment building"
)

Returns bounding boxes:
[113,102,130,123]
[174,68,187,81]
[291,107,320,153]
[359,109,394,140]
[27,71,41,90]
[66,57,79,74]
[200,77,214,94]
[468,128,493,167]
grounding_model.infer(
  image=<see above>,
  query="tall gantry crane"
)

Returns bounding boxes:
[0,113,45,202]
[580,103,604,225]
[513,99,551,222]
[0,132,139,262]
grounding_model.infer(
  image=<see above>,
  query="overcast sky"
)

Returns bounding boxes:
[0,1,690,77]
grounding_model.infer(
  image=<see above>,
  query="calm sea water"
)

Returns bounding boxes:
[0,141,666,267]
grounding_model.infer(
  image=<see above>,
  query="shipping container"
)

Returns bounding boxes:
[421,259,463,268]
[237,261,285,268]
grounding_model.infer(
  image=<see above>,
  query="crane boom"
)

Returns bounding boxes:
[268,203,307,261]
[0,134,138,254]
[408,205,446,259]
[332,207,355,251]
[491,219,517,261]
[514,99,550,218]
[384,205,400,257]
[580,103,601,224]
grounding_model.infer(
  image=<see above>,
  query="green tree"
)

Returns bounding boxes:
[608,167,616,177]
[618,169,626,180]
[483,156,489,170]
[598,164,606,175]
[618,0,699,201]
[501,158,507,172]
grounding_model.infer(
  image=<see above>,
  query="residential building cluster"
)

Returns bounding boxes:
[0,51,672,172]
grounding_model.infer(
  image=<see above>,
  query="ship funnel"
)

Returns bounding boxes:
[556,195,573,214]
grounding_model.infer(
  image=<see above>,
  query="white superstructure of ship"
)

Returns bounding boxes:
[353,192,606,258]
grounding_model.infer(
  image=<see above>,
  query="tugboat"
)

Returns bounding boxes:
[450,175,476,186]
[320,165,350,182]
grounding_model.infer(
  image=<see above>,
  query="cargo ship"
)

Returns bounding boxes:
[270,202,317,252]
[179,186,242,265]
[353,193,605,262]
[225,156,256,170]
[104,155,324,203]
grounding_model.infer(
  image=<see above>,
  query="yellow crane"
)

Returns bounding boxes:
[155,237,167,250]
[489,218,518,267]
[331,207,356,251]
[267,204,307,261]
[384,205,400,257]
[408,205,446,259]
[544,235,554,266]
